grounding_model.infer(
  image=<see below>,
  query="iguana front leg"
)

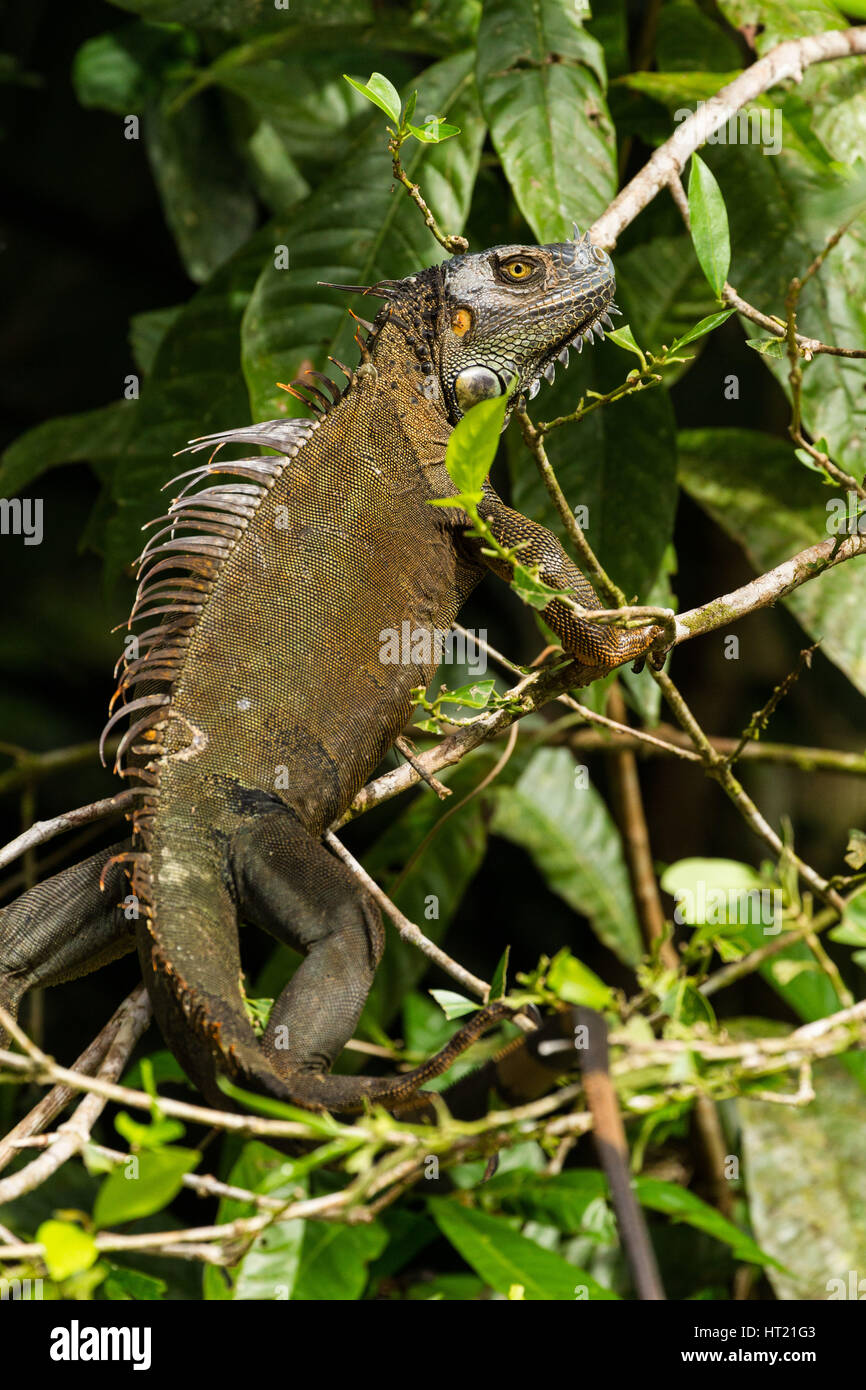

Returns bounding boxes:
[465,485,662,674]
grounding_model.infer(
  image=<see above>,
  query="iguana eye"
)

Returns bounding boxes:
[501,259,534,280]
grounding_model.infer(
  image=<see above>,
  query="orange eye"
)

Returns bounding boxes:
[450,308,472,336]
[503,260,533,279]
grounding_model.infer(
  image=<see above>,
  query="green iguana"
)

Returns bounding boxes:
[0,231,664,1296]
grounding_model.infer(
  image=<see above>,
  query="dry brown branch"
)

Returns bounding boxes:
[0,986,151,1205]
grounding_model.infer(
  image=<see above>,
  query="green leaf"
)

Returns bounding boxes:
[0,401,135,497]
[144,92,258,284]
[745,335,786,358]
[242,51,485,423]
[406,118,460,143]
[660,857,767,928]
[291,1221,388,1300]
[716,0,848,53]
[656,0,743,71]
[72,24,197,114]
[123,1050,192,1090]
[476,0,615,241]
[93,1147,200,1229]
[103,1265,167,1301]
[489,748,644,967]
[114,1111,186,1150]
[129,305,183,375]
[207,1141,306,1301]
[489,945,510,1001]
[444,395,507,496]
[443,678,497,709]
[606,324,644,359]
[634,1177,779,1268]
[669,309,735,351]
[547,948,613,1012]
[687,153,731,296]
[678,428,866,696]
[343,71,402,124]
[37,1221,98,1282]
[430,1200,618,1300]
[430,988,479,1020]
[480,1168,607,1232]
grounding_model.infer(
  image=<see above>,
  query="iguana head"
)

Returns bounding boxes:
[324,227,617,424]
[436,229,617,421]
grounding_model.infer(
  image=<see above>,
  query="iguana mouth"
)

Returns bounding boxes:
[520,224,621,403]
[522,297,623,402]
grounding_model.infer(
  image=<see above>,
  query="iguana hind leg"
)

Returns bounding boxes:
[231,808,510,1113]
[0,844,135,1047]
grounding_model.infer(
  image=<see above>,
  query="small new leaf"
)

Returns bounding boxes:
[406,118,461,144]
[343,72,401,125]
[745,336,786,358]
[607,324,644,360]
[430,988,479,1019]
[670,309,735,352]
[490,945,510,1001]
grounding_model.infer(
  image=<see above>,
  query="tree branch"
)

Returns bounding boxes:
[591,27,866,248]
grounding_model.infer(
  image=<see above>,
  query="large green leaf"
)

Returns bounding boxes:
[73,24,198,113]
[634,1177,777,1268]
[144,92,258,283]
[0,401,135,497]
[738,1059,866,1299]
[107,0,476,49]
[106,0,379,35]
[677,427,866,696]
[479,1167,607,1231]
[476,0,616,241]
[213,1141,307,1300]
[430,1199,618,1299]
[241,51,485,421]
[655,0,742,72]
[489,747,643,966]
